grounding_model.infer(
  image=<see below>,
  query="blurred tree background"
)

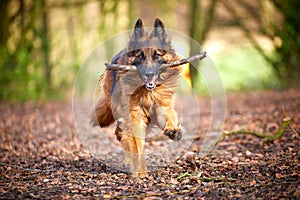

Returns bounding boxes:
[0,0,299,101]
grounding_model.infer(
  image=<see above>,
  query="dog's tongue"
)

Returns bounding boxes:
[145,79,156,90]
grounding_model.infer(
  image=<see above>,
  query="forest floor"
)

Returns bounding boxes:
[0,89,299,199]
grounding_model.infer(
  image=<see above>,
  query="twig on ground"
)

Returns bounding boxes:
[177,171,190,179]
[218,117,291,143]
[282,105,299,139]
[177,171,237,183]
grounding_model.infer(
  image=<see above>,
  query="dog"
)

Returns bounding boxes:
[95,18,183,177]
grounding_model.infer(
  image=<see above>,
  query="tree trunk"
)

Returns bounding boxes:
[41,0,51,87]
[189,0,218,89]
[0,1,9,46]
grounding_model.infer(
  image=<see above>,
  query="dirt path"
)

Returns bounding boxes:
[0,89,299,199]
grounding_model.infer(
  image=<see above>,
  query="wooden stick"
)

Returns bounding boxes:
[105,64,137,71]
[160,51,207,70]
[105,51,207,71]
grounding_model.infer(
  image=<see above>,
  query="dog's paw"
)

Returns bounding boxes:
[164,129,182,141]
[132,170,149,178]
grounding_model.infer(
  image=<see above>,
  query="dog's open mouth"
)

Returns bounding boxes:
[145,79,156,90]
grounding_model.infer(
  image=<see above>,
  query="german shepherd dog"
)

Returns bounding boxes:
[95,18,182,177]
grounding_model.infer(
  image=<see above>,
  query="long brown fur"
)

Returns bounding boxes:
[95,19,182,177]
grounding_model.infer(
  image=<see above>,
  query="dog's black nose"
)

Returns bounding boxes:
[147,82,154,87]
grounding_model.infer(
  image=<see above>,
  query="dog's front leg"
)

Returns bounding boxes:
[155,105,182,141]
[129,106,148,178]
[116,106,148,178]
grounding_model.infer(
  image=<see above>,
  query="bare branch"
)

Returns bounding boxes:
[105,51,207,71]
[105,63,137,71]
[160,51,207,70]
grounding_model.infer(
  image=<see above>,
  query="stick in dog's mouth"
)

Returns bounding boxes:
[105,51,207,71]
[104,51,207,90]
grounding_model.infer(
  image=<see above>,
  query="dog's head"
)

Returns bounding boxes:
[125,19,179,90]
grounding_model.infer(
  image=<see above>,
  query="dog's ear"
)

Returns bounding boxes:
[151,18,167,41]
[131,18,144,41]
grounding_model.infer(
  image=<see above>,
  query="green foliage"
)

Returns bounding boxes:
[216,48,281,91]
[193,48,281,95]
[0,46,61,102]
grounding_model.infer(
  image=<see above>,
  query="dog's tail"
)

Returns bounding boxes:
[91,96,115,127]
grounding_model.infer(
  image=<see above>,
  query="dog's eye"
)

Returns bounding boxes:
[136,50,145,59]
[133,50,145,65]
[134,57,142,65]
[153,50,166,63]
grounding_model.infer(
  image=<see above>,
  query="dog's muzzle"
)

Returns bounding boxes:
[143,70,158,90]
[139,66,159,90]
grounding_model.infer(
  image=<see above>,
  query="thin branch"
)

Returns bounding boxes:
[235,0,262,25]
[221,0,274,66]
[218,117,291,143]
[105,51,207,71]
[160,51,207,70]
[282,105,299,139]
[105,63,137,71]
